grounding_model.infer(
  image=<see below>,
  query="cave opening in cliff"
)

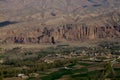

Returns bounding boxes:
[51,36,55,45]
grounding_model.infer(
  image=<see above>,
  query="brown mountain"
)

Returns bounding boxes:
[0,0,120,44]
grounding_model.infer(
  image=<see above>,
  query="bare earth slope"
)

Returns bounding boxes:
[0,0,120,44]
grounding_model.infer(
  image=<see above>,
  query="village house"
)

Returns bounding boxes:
[44,59,54,64]
[0,59,4,64]
[18,73,28,79]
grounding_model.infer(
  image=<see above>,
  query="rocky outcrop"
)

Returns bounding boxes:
[1,23,120,44]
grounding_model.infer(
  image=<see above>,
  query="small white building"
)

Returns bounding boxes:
[0,59,4,64]
[44,59,54,64]
[18,74,28,79]
[64,67,72,70]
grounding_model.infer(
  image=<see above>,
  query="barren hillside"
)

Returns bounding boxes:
[0,0,120,44]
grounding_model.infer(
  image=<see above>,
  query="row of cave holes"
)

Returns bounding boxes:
[14,26,56,44]
[14,36,55,44]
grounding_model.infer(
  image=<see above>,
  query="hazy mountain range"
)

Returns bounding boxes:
[0,0,120,22]
[0,0,120,44]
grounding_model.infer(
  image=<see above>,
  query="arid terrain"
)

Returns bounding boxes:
[0,0,120,45]
[0,0,120,80]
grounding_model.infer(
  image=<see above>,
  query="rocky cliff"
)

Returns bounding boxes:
[0,0,120,45]
[1,23,119,44]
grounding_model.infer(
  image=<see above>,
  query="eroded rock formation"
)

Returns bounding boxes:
[1,23,120,44]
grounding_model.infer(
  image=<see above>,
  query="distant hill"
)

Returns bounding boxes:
[0,0,120,19]
[0,0,120,44]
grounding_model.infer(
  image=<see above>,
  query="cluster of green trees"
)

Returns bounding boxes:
[0,57,77,79]
[0,42,120,79]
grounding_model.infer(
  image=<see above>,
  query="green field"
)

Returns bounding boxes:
[26,61,120,80]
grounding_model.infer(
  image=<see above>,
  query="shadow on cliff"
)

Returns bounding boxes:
[0,21,18,27]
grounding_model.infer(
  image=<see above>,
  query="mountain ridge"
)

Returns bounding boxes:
[0,0,120,44]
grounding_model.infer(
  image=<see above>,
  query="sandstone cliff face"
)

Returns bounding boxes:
[1,23,120,44]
